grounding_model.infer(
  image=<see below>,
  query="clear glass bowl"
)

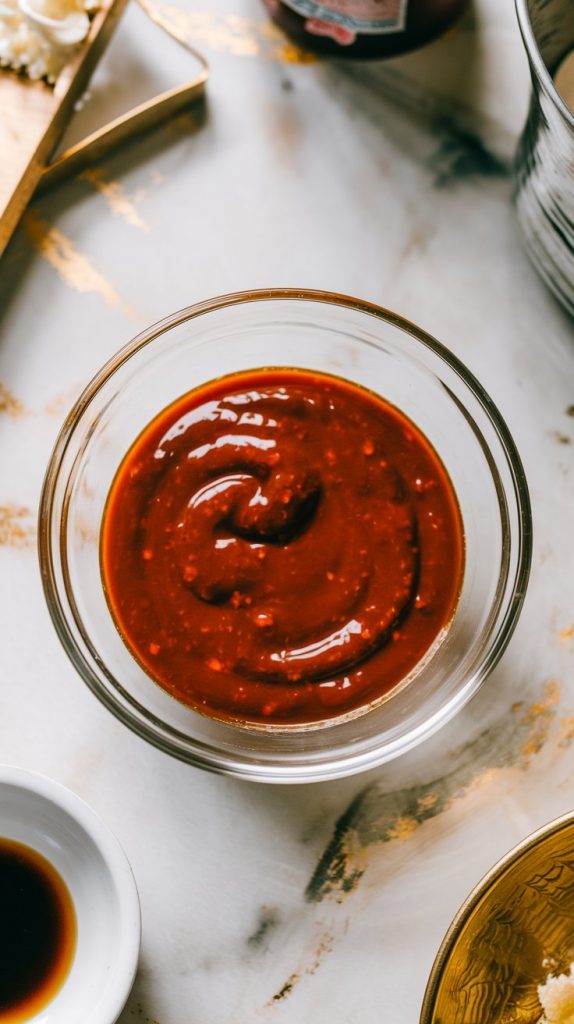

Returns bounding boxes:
[39,290,532,783]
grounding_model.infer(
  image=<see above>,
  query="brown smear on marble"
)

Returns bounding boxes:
[559,625,574,644]
[306,681,561,903]
[23,211,136,318]
[519,680,560,756]
[0,383,82,420]
[268,927,337,1005]
[149,3,316,64]
[43,387,81,417]
[396,221,434,270]
[80,169,150,231]
[272,974,297,1002]
[558,717,574,748]
[0,505,35,548]
[0,383,24,416]
[126,1001,161,1023]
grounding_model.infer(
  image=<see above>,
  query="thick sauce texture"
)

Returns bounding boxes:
[0,838,76,1022]
[101,370,464,726]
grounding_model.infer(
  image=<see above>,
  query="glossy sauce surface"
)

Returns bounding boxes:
[101,369,464,726]
[0,839,76,1022]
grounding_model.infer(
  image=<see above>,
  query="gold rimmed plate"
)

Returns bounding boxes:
[421,813,574,1023]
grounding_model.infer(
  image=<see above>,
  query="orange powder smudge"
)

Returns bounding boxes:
[0,384,24,416]
[80,169,150,231]
[24,211,136,318]
[0,506,35,548]
[144,2,316,63]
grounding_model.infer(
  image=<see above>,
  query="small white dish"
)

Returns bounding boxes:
[0,765,140,1024]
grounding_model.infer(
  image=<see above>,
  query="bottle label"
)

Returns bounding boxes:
[279,0,408,42]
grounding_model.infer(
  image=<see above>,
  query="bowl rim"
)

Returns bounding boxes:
[0,763,141,1022]
[514,0,574,130]
[419,809,574,1023]
[38,288,533,782]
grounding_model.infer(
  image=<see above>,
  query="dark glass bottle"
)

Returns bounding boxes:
[263,0,467,59]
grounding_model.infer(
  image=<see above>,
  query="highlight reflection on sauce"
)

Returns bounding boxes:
[101,369,464,726]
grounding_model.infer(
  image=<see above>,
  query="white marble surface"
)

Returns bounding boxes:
[1,1,574,1021]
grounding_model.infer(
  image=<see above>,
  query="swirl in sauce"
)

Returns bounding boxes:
[101,369,464,726]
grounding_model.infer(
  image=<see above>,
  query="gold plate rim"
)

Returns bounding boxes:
[420,810,574,1023]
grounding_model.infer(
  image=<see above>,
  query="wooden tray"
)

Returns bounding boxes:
[0,0,128,257]
[0,0,208,255]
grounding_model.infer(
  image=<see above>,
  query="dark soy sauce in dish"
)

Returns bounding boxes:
[0,838,76,1022]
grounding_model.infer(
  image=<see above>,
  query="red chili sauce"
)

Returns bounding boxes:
[101,369,464,726]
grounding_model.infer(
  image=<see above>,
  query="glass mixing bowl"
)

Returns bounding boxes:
[39,290,532,783]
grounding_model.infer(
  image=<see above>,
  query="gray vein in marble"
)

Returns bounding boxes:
[246,906,280,951]
[427,120,509,187]
[305,791,367,904]
[305,682,560,903]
